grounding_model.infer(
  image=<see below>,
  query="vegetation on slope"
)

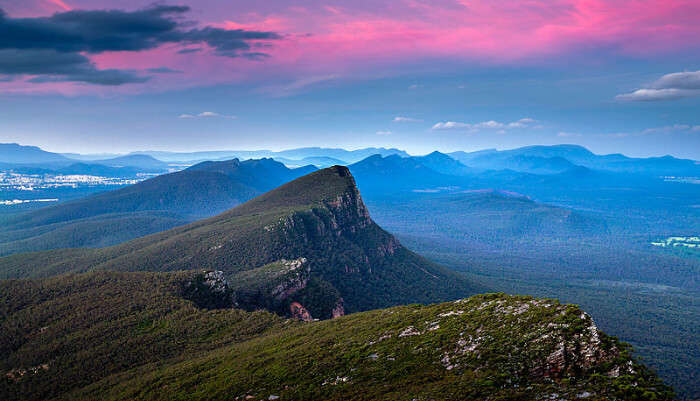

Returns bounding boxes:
[0,158,315,255]
[0,166,483,318]
[0,271,286,401]
[0,271,672,401]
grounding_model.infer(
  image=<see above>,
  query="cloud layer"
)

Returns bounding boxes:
[0,5,280,85]
[2,0,700,93]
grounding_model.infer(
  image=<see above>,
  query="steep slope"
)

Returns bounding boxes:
[0,166,482,317]
[0,271,286,401]
[0,158,315,255]
[0,272,674,401]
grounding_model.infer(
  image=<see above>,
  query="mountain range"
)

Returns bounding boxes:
[5,142,700,178]
[122,146,409,164]
[0,158,315,255]
[0,166,673,401]
[0,143,71,165]
[449,144,700,176]
[0,166,480,317]
[1,143,697,398]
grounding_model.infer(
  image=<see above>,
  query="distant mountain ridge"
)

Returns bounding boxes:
[126,146,409,163]
[0,143,71,165]
[0,158,315,255]
[6,142,698,177]
[90,154,169,170]
[449,144,700,176]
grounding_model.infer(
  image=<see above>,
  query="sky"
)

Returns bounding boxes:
[1,0,700,159]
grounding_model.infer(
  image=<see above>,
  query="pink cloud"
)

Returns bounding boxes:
[3,0,700,94]
[47,0,71,11]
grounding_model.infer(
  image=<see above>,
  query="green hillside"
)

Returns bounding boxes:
[0,158,315,256]
[0,271,286,401]
[0,166,482,317]
[0,271,672,401]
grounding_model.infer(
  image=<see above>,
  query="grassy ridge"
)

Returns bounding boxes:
[1,272,673,401]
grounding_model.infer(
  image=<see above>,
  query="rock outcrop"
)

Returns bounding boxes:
[289,302,313,322]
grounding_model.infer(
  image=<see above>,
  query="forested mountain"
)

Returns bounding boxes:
[273,156,348,168]
[272,147,409,163]
[412,151,474,175]
[90,154,169,170]
[1,145,697,398]
[126,147,408,163]
[0,143,71,165]
[0,166,482,317]
[0,271,673,401]
[344,150,700,398]
[0,158,316,255]
[349,154,460,192]
[449,144,700,176]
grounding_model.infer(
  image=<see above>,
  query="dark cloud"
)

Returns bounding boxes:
[242,52,271,60]
[177,47,202,54]
[0,6,279,54]
[146,67,183,74]
[0,5,280,85]
[178,26,279,57]
[0,49,149,85]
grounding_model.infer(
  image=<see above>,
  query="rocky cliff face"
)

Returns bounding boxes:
[269,175,401,276]
[182,270,237,309]
[187,259,344,321]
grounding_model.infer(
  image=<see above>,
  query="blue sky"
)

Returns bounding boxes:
[1,0,699,158]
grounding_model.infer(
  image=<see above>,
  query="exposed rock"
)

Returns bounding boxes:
[289,302,313,322]
[203,270,228,293]
[271,258,310,300]
[322,376,350,386]
[5,363,49,383]
[398,326,421,337]
[331,299,345,318]
[182,271,237,309]
[438,310,464,317]
[368,333,392,345]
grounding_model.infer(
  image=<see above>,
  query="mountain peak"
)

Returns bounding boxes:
[233,165,361,216]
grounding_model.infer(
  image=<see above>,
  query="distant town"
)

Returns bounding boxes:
[0,172,158,205]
